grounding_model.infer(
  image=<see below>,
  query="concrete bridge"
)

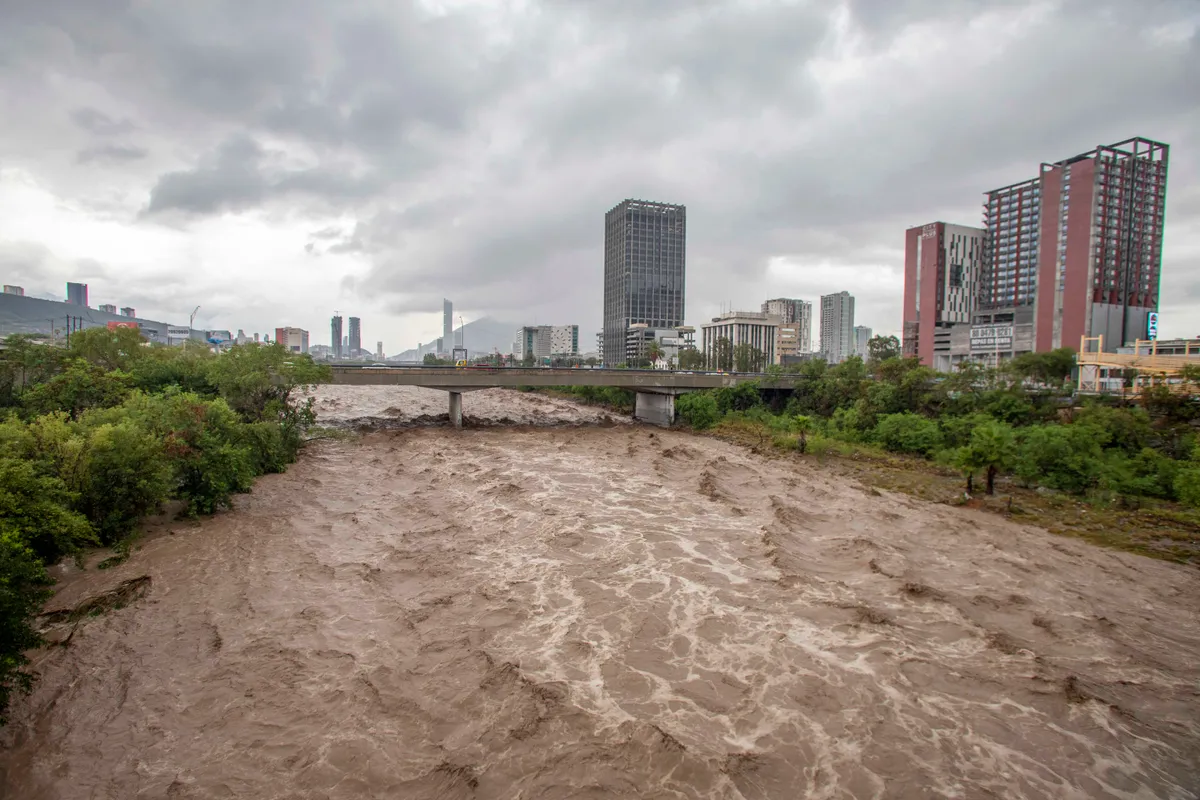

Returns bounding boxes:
[328,365,800,426]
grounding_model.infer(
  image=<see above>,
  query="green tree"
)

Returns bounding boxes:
[65,325,148,372]
[0,457,96,563]
[1014,424,1105,494]
[873,412,942,457]
[794,415,813,454]
[677,348,704,370]
[0,335,66,408]
[676,392,720,430]
[867,335,901,363]
[71,422,172,545]
[20,359,132,419]
[0,531,53,724]
[733,343,766,373]
[952,419,1016,495]
[708,337,733,371]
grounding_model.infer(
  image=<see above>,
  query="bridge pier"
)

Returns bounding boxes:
[448,391,463,428]
[634,391,676,427]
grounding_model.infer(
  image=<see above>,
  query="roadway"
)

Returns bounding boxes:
[328,365,801,391]
[327,365,801,427]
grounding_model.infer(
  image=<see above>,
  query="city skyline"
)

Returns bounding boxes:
[0,3,1196,351]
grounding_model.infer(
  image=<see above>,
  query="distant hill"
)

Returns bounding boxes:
[388,316,519,360]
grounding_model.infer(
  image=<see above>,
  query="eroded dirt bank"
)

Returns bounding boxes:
[1,387,1198,799]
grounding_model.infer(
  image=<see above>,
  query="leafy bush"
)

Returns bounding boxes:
[0,530,53,724]
[676,392,719,430]
[1174,466,1200,508]
[0,458,96,563]
[1014,424,1105,494]
[238,421,291,475]
[20,360,132,419]
[72,423,171,545]
[873,412,942,456]
[712,382,761,415]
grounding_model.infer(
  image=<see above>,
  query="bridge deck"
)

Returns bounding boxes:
[328,366,799,391]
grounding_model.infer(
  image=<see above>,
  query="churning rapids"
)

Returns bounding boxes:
[2,386,1198,799]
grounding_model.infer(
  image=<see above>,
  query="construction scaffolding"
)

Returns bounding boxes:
[1077,336,1200,396]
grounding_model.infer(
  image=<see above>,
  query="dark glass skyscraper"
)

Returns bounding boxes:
[602,199,686,366]
[348,316,361,355]
[331,315,343,359]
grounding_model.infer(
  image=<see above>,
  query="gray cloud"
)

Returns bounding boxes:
[76,143,148,164]
[70,107,136,136]
[1,0,1197,345]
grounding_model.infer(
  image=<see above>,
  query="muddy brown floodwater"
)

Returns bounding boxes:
[2,386,1199,799]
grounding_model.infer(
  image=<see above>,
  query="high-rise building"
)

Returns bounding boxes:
[854,325,873,359]
[348,316,361,355]
[330,315,343,359]
[820,292,855,363]
[3,285,24,296]
[603,199,686,366]
[376,341,384,359]
[515,326,553,361]
[775,324,802,363]
[120,307,135,317]
[902,221,987,368]
[99,303,117,314]
[274,327,309,353]
[443,299,453,355]
[979,136,1169,357]
[550,324,579,356]
[67,282,88,307]
[762,298,812,353]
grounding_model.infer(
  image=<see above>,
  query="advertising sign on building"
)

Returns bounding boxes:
[1147,312,1159,340]
[167,326,191,338]
[969,325,1014,351]
[106,321,138,330]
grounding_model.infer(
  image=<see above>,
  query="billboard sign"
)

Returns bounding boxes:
[167,326,191,338]
[1147,312,1159,340]
[106,321,138,330]
[970,325,1014,351]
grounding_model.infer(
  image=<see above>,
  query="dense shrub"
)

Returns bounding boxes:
[0,458,96,563]
[1014,424,1105,494]
[713,382,761,415]
[72,423,172,545]
[676,392,719,430]
[873,412,943,456]
[21,360,132,419]
[0,531,52,724]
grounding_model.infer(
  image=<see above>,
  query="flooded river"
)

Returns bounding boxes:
[2,386,1198,798]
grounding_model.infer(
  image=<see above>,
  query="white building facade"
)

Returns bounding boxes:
[700,311,777,370]
[820,292,855,363]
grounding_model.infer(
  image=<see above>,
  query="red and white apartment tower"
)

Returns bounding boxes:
[904,137,1169,369]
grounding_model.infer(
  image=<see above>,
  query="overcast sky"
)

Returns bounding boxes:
[1,0,1197,353]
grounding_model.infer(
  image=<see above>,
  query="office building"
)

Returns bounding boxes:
[700,311,777,370]
[443,299,453,356]
[349,316,361,355]
[67,282,88,307]
[274,327,309,353]
[120,307,135,318]
[902,221,986,368]
[550,324,579,356]
[762,298,812,353]
[515,326,552,361]
[626,324,695,367]
[330,315,343,359]
[99,304,117,314]
[602,199,686,366]
[854,325,873,359]
[3,286,23,296]
[819,292,855,363]
[376,341,384,359]
[775,323,802,363]
[973,136,1170,362]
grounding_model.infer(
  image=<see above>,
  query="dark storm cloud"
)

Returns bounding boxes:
[2,0,1198,338]
[143,134,384,216]
[70,107,136,136]
[76,144,148,164]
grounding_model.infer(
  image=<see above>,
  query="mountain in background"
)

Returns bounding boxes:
[388,316,520,360]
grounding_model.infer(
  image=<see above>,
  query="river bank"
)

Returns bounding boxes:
[2,386,1197,798]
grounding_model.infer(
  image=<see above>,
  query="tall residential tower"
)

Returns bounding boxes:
[820,291,855,363]
[602,199,686,366]
[348,316,362,355]
[330,315,343,360]
[902,222,986,369]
